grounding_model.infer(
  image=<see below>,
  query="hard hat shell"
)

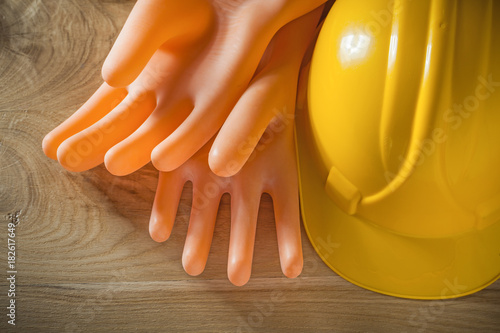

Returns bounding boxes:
[297,0,500,299]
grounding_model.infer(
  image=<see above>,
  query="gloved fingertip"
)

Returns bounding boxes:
[56,140,90,173]
[228,272,250,287]
[101,62,131,89]
[149,217,171,243]
[182,250,206,277]
[104,149,130,176]
[228,258,251,287]
[281,253,303,279]
[151,147,177,172]
[42,132,58,160]
[208,148,242,178]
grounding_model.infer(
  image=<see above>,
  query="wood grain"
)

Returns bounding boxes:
[0,1,499,332]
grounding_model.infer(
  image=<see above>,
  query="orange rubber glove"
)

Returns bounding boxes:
[42,0,327,177]
[149,8,322,286]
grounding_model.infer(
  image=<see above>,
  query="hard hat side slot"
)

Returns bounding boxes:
[325,165,361,215]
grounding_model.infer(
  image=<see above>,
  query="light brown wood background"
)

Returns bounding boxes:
[0,1,499,332]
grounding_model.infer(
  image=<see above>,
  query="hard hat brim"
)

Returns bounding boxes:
[295,107,500,300]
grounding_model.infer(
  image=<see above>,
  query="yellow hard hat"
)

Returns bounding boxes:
[297,0,500,299]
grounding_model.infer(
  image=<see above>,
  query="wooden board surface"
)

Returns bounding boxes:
[0,1,499,332]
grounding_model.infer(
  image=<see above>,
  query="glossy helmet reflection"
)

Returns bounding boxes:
[296,0,500,299]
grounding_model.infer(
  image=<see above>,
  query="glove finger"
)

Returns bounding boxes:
[266,126,303,278]
[104,99,193,176]
[269,177,303,279]
[151,102,224,173]
[57,92,156,172]
[43,83,127,159]
[182,182,221,277]
[208,69,289,177]
[227,186,261,286]
[149,171,185,243]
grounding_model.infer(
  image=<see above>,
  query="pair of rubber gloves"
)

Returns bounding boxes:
[43,0,326,286]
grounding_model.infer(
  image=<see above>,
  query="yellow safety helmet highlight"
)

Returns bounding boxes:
[297,0,500,299]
